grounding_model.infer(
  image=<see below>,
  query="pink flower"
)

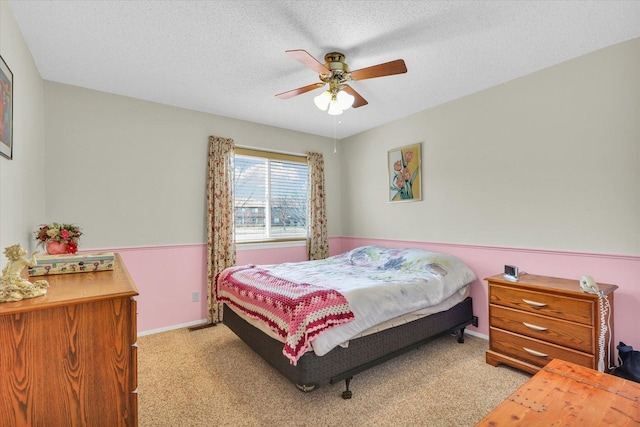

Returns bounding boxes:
[404,151,414,164]
[394,160,402,171]
[34,223,82,250]
[395,176,404,189]
[402,167,411,181]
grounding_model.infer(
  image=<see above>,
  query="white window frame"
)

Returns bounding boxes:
[234,147,309,244]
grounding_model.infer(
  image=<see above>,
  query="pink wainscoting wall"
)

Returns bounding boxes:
[103,238,639,350]
[104,243,310,334]
[115,245,209,334]
[334,237,640,351]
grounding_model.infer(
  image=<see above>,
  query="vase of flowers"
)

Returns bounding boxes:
[35,223,82,255]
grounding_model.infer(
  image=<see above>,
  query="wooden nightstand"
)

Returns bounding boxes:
[485,273,616,374]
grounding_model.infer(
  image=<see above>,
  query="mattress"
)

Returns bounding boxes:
[227,283,470,355]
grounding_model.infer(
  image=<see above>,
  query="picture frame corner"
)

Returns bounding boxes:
[0,53,14,160]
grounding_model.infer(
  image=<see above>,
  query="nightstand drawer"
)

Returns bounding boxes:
[490,284,593,325]
[490,328,594,369]
[490,305,592,353]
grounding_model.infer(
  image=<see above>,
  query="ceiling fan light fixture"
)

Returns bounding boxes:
[327,100,343,115]
[277,50,407,113]
[314,90,332,111]
[336,90,355,110]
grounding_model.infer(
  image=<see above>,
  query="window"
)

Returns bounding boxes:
[234,148,308,243]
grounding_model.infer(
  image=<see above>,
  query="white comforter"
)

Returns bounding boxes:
[255,246,477,356]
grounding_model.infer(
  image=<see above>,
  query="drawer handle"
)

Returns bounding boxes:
[522,299,547,307]
[523,347,548,358]
[522,322,548,331]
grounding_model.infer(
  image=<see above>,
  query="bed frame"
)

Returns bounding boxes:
[222,296,476,398]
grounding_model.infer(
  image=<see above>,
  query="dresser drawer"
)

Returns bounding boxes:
[489,305,592,353]
[490,284,594,325]
[490,327,594,369]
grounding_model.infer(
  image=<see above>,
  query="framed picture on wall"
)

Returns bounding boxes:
[0,55,13,160]
[388,142,422,202]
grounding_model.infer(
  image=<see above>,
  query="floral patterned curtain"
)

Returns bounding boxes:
[307,152,329,260]
[206,136,236,323]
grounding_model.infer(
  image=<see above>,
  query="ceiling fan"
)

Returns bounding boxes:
[275,50,407,115]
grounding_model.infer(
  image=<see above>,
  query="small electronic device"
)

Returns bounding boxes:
[580,275,600,294]
[504,265,519,282]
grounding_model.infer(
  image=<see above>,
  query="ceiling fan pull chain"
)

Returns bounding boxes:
[333,117,337,154]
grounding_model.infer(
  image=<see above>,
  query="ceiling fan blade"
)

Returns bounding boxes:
[350,59,407,81]
[342,85,368,108]
[285,50,329,75]
[275,82,325,99]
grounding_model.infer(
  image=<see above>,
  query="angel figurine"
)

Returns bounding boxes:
[0,244,49,302]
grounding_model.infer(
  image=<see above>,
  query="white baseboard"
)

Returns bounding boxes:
[139,319,489,342]
[138,319,208,337]
[465,329,488,340]
[139,319,490,340]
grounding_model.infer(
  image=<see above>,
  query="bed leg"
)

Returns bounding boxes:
[455,327,466,343]
[342,376,353,399]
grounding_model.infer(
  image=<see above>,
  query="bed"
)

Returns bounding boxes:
[216,245,477,398]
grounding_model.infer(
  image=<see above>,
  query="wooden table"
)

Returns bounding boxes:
[476,358,640,426]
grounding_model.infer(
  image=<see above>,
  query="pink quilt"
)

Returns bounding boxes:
[215,265,355,365]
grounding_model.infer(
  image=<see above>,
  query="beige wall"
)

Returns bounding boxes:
[340,38,640,255]
[0,1,46,259]
[12,3,639,257]
[43,82,341,248]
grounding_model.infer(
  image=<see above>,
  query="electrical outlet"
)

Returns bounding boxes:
[192,292,200,302]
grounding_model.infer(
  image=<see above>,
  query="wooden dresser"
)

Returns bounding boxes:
[0,253,139,426]
[486,273,616,374]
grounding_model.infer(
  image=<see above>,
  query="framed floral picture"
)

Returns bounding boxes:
[388,142,422,202]
[0,55,13,160]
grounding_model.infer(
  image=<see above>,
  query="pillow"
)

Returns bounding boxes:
[395,247,477,285]
[347,245,393,268]
[345,245,477,285]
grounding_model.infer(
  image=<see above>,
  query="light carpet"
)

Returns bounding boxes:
[137,325,530,426]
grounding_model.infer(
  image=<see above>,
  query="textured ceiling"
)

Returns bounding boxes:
[7,1,640,139]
